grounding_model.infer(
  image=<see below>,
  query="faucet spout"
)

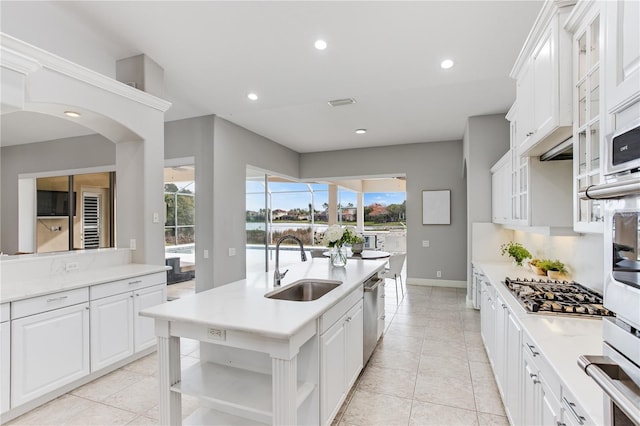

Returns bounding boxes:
[274,235,308,286]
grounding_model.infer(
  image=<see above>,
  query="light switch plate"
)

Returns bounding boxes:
[422,240,430,247]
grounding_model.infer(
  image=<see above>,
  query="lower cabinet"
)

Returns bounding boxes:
[320,299,363,425]
[522,344,562,426]
[90,282,166,371]
[1,318,10,414]
[11,302,90,407]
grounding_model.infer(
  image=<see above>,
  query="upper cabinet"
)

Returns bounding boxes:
[511,1,575,156]
[566,1,606,233]
[605,0,640,115]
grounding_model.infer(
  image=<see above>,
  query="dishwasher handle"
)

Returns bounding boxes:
[364,278,383,292]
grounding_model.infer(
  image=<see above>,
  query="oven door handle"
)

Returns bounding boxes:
[580,177,640,200]
[578,355,640,425]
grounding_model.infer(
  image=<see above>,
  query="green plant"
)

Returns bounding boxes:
[529,258,543,267]
[500,242,532,266]
[539,259,567,274]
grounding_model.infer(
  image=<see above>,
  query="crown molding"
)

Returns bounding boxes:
[0,32,172,113]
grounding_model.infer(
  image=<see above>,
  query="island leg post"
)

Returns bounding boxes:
[156,320,182,425]
[272,356,297,425]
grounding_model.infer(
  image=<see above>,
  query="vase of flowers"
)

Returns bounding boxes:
[322,224,361,267]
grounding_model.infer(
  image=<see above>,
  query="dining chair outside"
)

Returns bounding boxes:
[381,252,406,301]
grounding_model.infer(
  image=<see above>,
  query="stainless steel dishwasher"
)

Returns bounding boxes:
[363,274,383,364]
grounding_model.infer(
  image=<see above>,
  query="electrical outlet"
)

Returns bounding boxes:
[130,239,136,250]
[422,240,430,247]
[152,212,160,223]
[207,328,226,341]
[203,249,209,259]
[65,262,79,272]
[436,270,442,278]
[228,248,236,256]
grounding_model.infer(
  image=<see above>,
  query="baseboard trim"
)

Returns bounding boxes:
[406,278,467,289]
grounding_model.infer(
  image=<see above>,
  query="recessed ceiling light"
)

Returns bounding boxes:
[247,93,258,101]
[314,40,327,50]
[355,129,367,134]
[64,111,81,118]
[440,59,455,69]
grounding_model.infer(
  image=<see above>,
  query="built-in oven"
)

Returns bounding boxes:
[578,116,640,425]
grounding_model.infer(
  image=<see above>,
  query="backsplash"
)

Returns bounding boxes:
[0,248,132,283]
[513,230,604,292]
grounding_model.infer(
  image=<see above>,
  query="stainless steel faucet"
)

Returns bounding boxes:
[274,235,308,286]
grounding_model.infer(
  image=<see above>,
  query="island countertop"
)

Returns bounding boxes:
[140,258,386,339]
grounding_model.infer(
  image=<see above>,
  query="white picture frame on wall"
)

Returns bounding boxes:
[422,190,450,225]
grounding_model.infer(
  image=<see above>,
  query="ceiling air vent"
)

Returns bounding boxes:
[328,98,356,107]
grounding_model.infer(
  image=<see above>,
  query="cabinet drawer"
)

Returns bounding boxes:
[562,386,595,426]
[90,272,165,300]
[320,286,362,335]
[12,287,89,319]
[1,303,8,323]
[523,331,561,400]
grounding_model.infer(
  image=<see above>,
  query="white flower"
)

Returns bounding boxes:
[322,224,344,246]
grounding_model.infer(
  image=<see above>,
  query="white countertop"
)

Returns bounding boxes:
[140,258,386,340]
[475,261,604,425]
[1,263,169,303]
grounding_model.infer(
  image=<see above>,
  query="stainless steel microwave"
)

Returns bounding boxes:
[606,117,640,177]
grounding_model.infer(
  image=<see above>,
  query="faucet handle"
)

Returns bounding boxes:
[281,269,289,279]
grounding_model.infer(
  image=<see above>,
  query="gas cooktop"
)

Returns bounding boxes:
[503,277,615,317]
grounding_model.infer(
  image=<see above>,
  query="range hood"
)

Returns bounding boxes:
[540,137,573,161]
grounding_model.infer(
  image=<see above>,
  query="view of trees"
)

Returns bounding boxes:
[165,183,195,245]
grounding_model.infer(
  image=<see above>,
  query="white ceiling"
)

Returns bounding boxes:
[0,1,543,152]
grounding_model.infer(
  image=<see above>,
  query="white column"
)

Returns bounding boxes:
[356,192,364,232]
[272,356,297,425]
[328,184,338,225]
[156,321,182,425]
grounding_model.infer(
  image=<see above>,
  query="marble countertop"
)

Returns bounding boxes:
[1,263,169,303]
[140,258,386,339]
[475,261,604,425]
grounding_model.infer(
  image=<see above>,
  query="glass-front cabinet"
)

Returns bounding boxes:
[571,6,604,233]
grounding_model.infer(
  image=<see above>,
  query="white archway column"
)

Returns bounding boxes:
[328,184,338,225]
[357,191,365,231]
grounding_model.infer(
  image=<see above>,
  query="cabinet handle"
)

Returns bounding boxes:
[380,294,386,299]
[526,131,534,136]
[346,316,352,322]
[526,343,540,357]
[381,315,386,320]
[129,280,142,285]
[562,397,585,425]
[46,296,68,303]
[502,303,508,309]
[530,373,540,384]
[557,423,567,426]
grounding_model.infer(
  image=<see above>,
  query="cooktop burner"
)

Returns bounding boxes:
[503,277,615,317]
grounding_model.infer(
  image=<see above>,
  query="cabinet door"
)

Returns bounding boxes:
[345,301,363,390]
[605,0,640,111]
[540,381,561,426]
[90,292,134,371]
[1,321,10,414]
[504,313,523,424]
[521,351,540,425]
[493,296,507,394]
[11,303,90,407]
[517,64,534,148]
[133,284,166,352]
[532,26,556,138]
[320,318,346,425]
[480,282,495,361]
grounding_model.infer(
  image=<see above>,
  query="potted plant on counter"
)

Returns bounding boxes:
[529,258,547,276]
[500,242,532,267]
[540,259,568,280]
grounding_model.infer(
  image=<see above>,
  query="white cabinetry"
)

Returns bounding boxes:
[377,281,386,338]
[566,2,605,233]
[479,280,496,360]
[512,3,574,156]
[10,289,90,407]
[320,295,364,425]
[90,273,166,371]
[605,0,640,113]
[1,304,10,414]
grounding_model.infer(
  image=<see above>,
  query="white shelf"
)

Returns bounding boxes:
[172,361,315,424]
[183,407,268,426]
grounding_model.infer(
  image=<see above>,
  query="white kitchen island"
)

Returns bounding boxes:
[140,258,386,426]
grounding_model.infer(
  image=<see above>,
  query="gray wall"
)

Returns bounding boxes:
[463,114,509,301]
[164,116,300,291]
[1,135,115,254]
[300,141,467,282]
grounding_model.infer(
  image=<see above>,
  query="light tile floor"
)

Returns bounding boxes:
[7,278,507,426]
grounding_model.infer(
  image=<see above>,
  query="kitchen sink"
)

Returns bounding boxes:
[265,279,342,301]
